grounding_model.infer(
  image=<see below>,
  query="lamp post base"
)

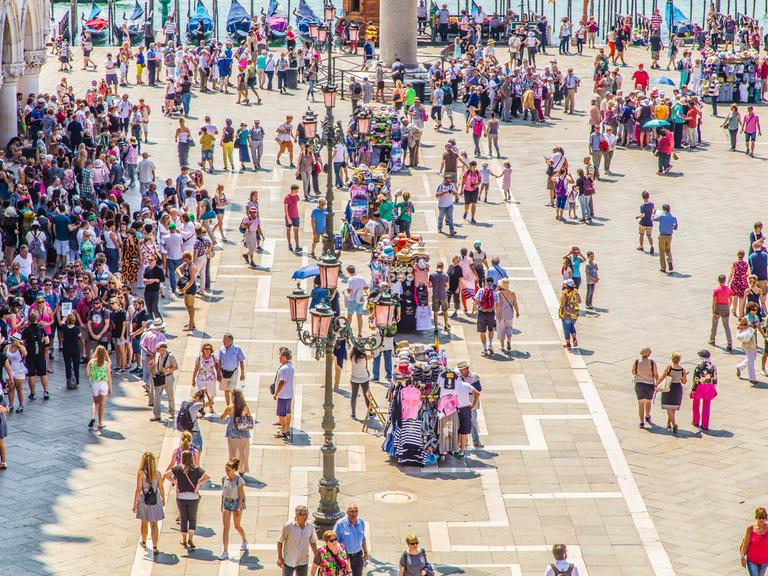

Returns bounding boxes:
[313,477,344,537]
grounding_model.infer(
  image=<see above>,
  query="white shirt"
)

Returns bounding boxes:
[436,183,456,208]
[163,232,184,260]
[12,253,33,277]
[347,274,367,303]
[276,361,294,399]
[544,561,581,576]
[333,143,347,163]
[137,158,156,183]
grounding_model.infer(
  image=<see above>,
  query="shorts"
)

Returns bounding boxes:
[377,81,385,90]
[457,406,472,435]
[55,239,69,255]
[555,194,567,209]
[639,224,653,235]
[113,337,128,345]
[432,299,448,313]
[278,140,293,154]
[725,31,735,41]
[276,397,292,416]
[285,217,300,228]
[477,310,496,333]
[106,73,118,85]
[91,380,109,397]
[746,132,757,142]
[347,300,365,315]
[132,338,141,354]
[223,497,246,512]
[219,369,239,391]
[201,150,213,161]
[26,355,47,377]
[651,51,660,59]
[463,189,479,205]
[83,48,92,57]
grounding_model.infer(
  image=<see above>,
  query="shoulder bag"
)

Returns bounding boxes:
[153,352,169,386]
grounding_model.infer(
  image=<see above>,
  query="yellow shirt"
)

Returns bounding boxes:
[654,103,669,120]
[200,132,215,151]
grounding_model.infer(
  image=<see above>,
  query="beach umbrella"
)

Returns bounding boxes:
[643,119,671,128]
[292,264,320,280]
[652,76,676,85]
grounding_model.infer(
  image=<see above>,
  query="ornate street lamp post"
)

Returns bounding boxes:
[287,2,396,537]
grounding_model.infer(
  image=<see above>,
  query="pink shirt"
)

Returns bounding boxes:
[400,385,422,420]
[712,285,733,305]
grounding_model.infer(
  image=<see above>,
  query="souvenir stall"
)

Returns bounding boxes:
[381,341,466,468]
[367,106,404,172]
[703,50,761,103]
[368,237,432,334]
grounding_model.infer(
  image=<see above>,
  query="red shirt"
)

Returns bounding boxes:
[283,193,300,219]
[632,69,649,90]
[657,132,674,154]
[712,285,733,305]
[685,108,699,129]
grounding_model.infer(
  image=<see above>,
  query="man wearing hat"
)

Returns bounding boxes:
[457,360,483,448]
[150,341,178,421]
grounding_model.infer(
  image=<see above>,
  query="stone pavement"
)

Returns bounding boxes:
[0,43,762,576]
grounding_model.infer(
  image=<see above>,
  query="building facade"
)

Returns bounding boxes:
[0,0,50,145]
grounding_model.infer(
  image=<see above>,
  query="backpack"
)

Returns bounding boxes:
[550,564,574,576]
[598,137,609,152]
[28,232,44,259]
[582,177,595,195]
[239,218,249,234]
[442,85,454,105]
[351,81,362,96]
[175,400,195,432]
[27,328,45,356]
[478,287,495,312]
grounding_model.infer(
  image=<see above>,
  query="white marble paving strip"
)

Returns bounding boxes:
[511,374,587,404]
[503,492,624,500]
[423,209,438,233]
[482,414,592,452]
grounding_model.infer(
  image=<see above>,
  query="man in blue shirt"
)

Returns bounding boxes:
[485,256,508,286]
[310,198,327,259]
[333,504,367,576]
[749,241,768,308]
[653,204,678,273]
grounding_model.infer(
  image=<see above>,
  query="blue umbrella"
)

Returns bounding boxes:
[652,76,676,86]
[292,264,320,280]
[643,119,671,129]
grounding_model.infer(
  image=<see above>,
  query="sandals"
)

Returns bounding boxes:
[152,547,159,555]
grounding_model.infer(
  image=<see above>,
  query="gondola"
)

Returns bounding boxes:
[226,0,252,42]
[265,0,288,40]
[82,1,109,43]
[113,0,144,44]
[293,0,320,42]
[186,0,213,44]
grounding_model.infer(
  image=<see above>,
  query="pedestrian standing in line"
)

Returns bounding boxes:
[86,345,112,430]
[739,507,768,575]
[710,275,734,351]
[655,352,687,434]
[150,342,177,422]
[691,349,718,430]
[218,457,248,560]
[164,450,209,550]
[133,451,165,556]
[736,302,761,385]
[334,505,368,576]
[631,346,658,429]
[217,333,246,408]
[654,204,678,273]
[273,347,295,442]
[277,505,318,576]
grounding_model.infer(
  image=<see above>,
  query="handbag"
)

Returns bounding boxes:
[234,414,254,431]
[143,483,158,505]
[737,326,755,343]
[153,352,169,386]
[656,374,672,393]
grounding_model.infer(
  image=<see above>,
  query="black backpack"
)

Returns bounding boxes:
[550,564,574,576]
[351,81,362,96]
[175,401,195,432]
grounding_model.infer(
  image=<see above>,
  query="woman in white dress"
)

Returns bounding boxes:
[192,342,219,414]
